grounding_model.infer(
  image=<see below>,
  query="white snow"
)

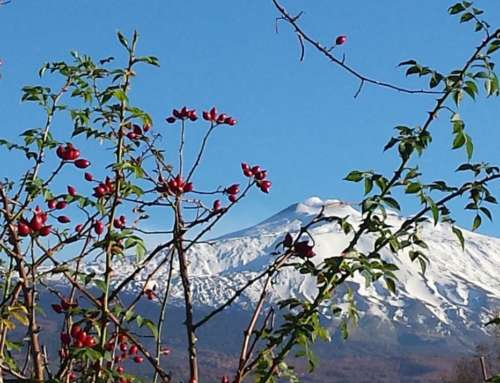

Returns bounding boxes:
[62,197,500,336]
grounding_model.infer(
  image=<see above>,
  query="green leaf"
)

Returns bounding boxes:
[465,134,474,160]
[405,182,421,194]
[344,171,363,182]
[117,31,129,50]
[459,12,473,22]
[452,132,466,149]
[385,278,396,294]
[472,214,482,231]
[480,207,492,221]
[452,226,465,250]
[487,40,500,55]
[448,3,465,14]
[364,177,373,195]
[143,319,159,340]
[382,196,400,211]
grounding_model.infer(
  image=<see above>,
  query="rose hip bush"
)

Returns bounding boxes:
[0,1,500,383]
[0,32,278,383]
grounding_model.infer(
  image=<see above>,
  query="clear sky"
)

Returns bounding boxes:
[1,1,499,238]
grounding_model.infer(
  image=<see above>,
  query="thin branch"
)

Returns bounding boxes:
[272,0,444,96]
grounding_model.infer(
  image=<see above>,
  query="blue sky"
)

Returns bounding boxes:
[1,1,499,237]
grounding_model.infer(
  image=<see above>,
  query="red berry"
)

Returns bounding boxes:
[94,221,104,235]
[294,241,315,258]
[228,194,237,203]
[56,201,67,210]
[39,225,52,236]
[283,233,293,248]
[336,35,347,45]
[84,172,93,181]
[221,376,229,383]
[56,146,65,160]
[209,107,217,121]
[116,366,125,374]
[47,199,57,209]
[68,148,80,161]
[213,199,222,212]
[129,345,138,355]
[58,216,71,224]
[188,110,198,121]
[29,215,44,231]
[251,165,261,174]
[226,118,237,126]
[75,224,83,233]
[70,324,81,338]
[83,335,96,348]
[184,182,193,193]
[118,333,126,344]
[133,356,143,364]
[68,371,77,381]
[113,218,123,229]
[259,180,272,193]
[145,289,154,300]
[77,331,87,344]
[52,304,63,314]
[74,159,90,169]
[18,222,31,236]
[127,132,138,140]
[166,116,176,124]
[202,111,210,121]
[105,342,114,351]
[67,185,77,197]
[119,343,128,352]
[217,113,227,123]
[94,186,106,198]
[60,332,71,345]
[226,184,240,195]
[254,170,267,181]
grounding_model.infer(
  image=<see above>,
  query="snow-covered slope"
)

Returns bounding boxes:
[86,197,500,339]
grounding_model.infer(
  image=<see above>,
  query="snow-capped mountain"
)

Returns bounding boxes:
[85,197,500,342]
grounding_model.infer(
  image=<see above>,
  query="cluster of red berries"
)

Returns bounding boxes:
[105,333,143,368]
[202,107,237,126]
[126,124,148,141]
[60,323,96,350]
[113,215,126,229]
[90,176,116,199]
[56,144,90,169]
[52,298,77,314]
[224,184,240,203]
[166,106,198,123]
[18,207,51,237]
[241,163,272,193]
[157,174,193,195]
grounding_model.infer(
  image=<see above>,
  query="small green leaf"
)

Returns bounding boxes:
[472,214,482,231]
[405,182,421,194]
[452,226,465,250]
[344,171,363,182]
